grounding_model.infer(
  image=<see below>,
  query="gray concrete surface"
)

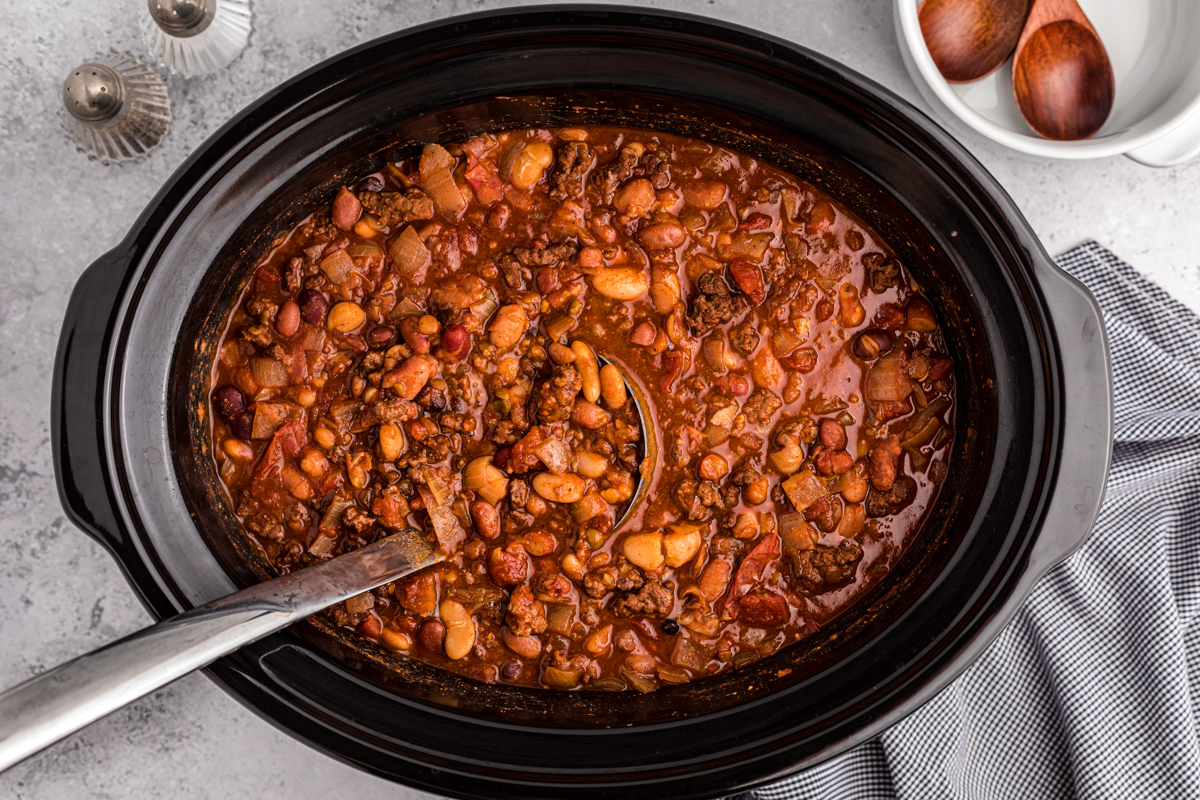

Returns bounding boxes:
[1,0,1197,797]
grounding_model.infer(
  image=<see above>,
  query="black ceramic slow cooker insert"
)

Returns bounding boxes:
[51,6,1113,799]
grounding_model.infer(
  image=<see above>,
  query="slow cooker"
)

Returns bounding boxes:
[51,6,1113,798]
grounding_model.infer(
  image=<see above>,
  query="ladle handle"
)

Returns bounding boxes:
[0,532,439,772]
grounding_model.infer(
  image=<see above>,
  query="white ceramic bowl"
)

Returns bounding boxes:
[895,0,1200,166]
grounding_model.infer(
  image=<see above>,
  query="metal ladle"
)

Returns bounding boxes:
[0,529,441,771]
[594,353,660,532]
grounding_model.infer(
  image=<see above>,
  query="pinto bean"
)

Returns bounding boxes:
[819,419,847,450]
[400,316,431,354]
[275,300,300,337]
[332,187,362,230]
[382,355,436,400]
[488,304,529,350]
[682,179,727,210]
[470,500,500,539]
[614,178,656,214]
[868,434,902,491]
[572,400,612,429]
[637,220,687,250]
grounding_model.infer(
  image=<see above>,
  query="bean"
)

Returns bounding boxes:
[614,178,656,214]
[623,531,664,571]
[838,284,865,327]
[662,527,701,568]
[378,422,403,461]
[868,435,902,491]
[548,342,575,364]
[346,450,372,489]
[819,419,847,450]
[488,304,529,350]
[532,472,587,504]
[417,619,446,656]
[400,316,431,354]
[275,300,300,337]
[464,455,509,505]
[299,449,329,477]
[470,499,500,539]
[282,466,312,500]
[368,325,395,346]
[698,453,730,481]
[599,364,627,410]
[637,220,687,250]
[381,628,412,652]
[441,324,471,361]
[571,400,611,430]
[697,559,732,602]
[853,328,894,360]
[571,340,601,403]
[573,451,608,480]
[907,298,938,332]
[510,141,554,189]
[213,385,247,422]
[332,187,361,231]
[649,264,682,314]
[752,347,784,389]
[298,288,328,326]
[222,438,254,462]
[382,355,436,400]
[439,599,476,661]
[629,321,656,346]
[521,530,557,556]
[590,267,649,300]
[743,475,770,505]
[585,625,614,655]
[314,426,336,450]
[327,301,365,332]
[502,627,543,660]
[682,179,727,210]
[837,468,869,504]
[418,314,440,335]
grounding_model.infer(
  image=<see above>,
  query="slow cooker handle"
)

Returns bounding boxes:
[52,245,136,562]
[1022,252,1114,583]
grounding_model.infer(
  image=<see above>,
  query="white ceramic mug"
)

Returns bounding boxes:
[894,0,1200,166]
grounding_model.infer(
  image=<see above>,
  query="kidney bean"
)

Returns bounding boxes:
[298,288,328,326]
[853,328,894,360]
[231,412,253,441]
[213,385,247,422]
[417,620,445,655]
[368,325,396,347]
[629,321,656,346]
[441,324,471,361]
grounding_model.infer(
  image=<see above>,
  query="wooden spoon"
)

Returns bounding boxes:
[919,0,1031,84]
[1011,0,1114,140]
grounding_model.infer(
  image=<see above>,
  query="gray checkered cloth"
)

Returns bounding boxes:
[747,241,1200,800]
